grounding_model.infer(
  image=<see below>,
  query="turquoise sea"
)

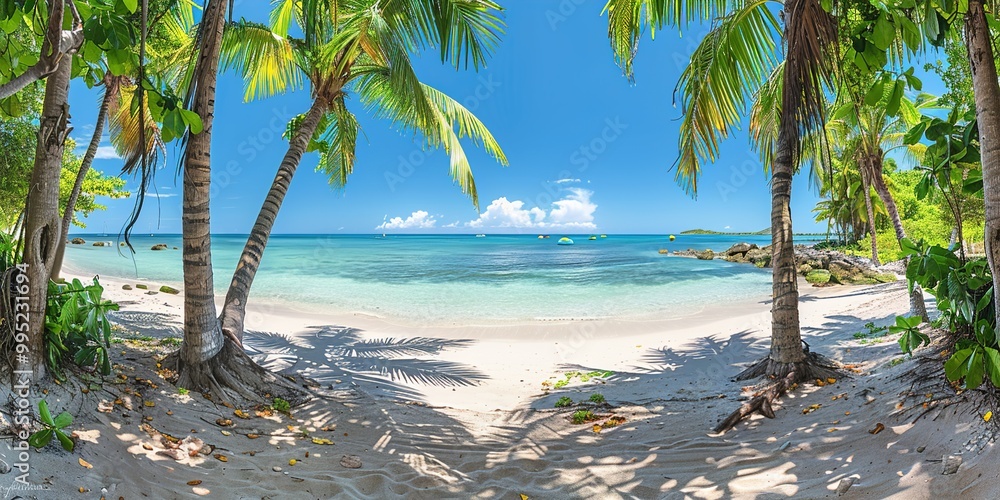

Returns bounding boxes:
[63,234,824,324]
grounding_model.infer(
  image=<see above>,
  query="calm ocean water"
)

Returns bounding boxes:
[64,234,824,323]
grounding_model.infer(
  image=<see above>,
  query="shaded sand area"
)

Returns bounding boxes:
[13,273,1000,499]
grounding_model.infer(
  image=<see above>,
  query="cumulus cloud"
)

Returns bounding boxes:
[94,146,121,160]
[377,210,437,230]
[554,178,581,184]
[467,198,546,228]
[466,189,597,230]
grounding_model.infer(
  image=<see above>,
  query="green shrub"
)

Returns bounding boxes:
[588,393,606,404]
[29,400,74,452]
[554,396,573,408]
[571,410,595,424]
[44,277,119,379]
[272,397,291,413]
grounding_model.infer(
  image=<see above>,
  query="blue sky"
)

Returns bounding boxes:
[67,2,948,235]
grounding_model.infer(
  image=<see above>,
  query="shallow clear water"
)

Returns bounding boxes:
[64,234,822,324]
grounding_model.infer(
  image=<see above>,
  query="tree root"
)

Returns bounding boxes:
[165,339,310,408]
[713,352,844,434]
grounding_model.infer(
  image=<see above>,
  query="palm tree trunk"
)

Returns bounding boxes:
[966,0,1000,322]
[767,125,805,366]
[21,56,72,381]
[50,86,112,281]
[167,0,306,405]
[220,97,330,342]
[868,156,928,321]
[860,166,879,266]
[178,0,227,375]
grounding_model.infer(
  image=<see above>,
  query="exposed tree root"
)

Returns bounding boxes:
[713,352,844,434]
[165,339,310,408]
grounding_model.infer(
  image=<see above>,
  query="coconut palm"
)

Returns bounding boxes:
[212,0,507,343]
[166,0,506,401]
[604,0,838,383]
[826,90,938,319]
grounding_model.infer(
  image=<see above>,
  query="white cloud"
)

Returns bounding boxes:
[466,189,597,230]
[467,198,546,228]
[443,221,460,228]
[548,188,597,228]
[144,192,177,198]
[555,178,581,184]
[377,210,437,230]
[94,146,121,160]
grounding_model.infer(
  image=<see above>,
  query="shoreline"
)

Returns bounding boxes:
[27,266,1000,498]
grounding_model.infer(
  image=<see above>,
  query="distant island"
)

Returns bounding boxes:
[680,228,828,236]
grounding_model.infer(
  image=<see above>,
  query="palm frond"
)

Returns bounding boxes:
[314,97,361,189]
[749,61,783,173]
[386,0,505,70]
[342,337,474,358]
[220,19,304,101]
[106,77,166,175]
[602,0,729,79]
[674,0,780,196]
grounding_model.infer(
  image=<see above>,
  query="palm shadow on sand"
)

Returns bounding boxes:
[242,325,488,401]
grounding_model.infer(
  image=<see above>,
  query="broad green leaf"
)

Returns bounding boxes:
[28,429,52,449]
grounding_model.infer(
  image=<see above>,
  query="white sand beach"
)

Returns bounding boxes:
[12,270,996,499]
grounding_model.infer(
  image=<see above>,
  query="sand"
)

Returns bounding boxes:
[7,272,1000,499]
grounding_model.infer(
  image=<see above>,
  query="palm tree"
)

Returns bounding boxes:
[965,0,1000,322]
[826,90,937,319]
[604,0,839,383]
[213,0,507,343]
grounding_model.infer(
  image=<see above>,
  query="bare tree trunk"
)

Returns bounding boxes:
[178,0,227,374]
[220,97,330,342]
[767,124,805,366]
[868,155,928,321]
[50,85,112,280]
[21,57,72,381]
[167,0,306,405]
[966,0,1000,322]
[860,164,879,266]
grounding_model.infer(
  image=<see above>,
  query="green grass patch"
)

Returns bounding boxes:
[588,393,606,404]
[555,396,573,408]
[571,410,596,424]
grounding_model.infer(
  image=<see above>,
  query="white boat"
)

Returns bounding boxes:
[475,234,486,238]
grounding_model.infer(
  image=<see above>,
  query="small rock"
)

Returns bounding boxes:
[122,284,132,290]
[272,466,282,472]
[917,446,925,453]
[159,285,180,295]
[92,241,106,247]
[70,237,86,245]
[135,284,148,290]
[151,243,168,251]
[340,455,362,469]
[836,477,856,496]
[145,291,159,295]
[943,454,962,475]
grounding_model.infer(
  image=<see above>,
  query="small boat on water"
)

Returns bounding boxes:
[475,234,486,238]
[557,237,574,246]
[588,235,597,240]
[669,235,676,241]
[600,234,607,238]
